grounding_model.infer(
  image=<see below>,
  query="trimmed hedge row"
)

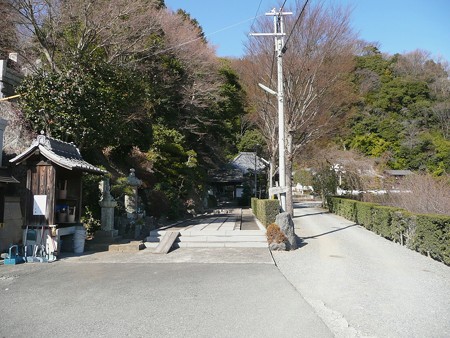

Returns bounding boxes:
[327,196,450,265]
[251,197,280,227]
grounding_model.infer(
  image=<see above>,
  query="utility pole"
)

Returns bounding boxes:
[251,8,292,212]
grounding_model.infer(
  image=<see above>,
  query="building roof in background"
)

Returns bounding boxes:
[208,168,244,183]
[231,152,268,174]
[208,152,268,184]
[384,170,413,176]
[9,134,107,175]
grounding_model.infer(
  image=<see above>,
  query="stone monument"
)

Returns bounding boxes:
[275,212,298,250]
[125,168,142,219]
[99,177,118,236]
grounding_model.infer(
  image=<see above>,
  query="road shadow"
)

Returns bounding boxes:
[301,224,358,240]
[293,211,330,219]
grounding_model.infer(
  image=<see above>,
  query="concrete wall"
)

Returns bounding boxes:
[0,59,23,99]
[0,196,23,251]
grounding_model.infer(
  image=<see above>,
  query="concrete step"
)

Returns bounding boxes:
[85,239,145,252]
[108,241,145,252]
[146,233,266,243]
[145,228,268,249]
[149,229,265,237]
[144,241,267,249]
[174,242,268,248]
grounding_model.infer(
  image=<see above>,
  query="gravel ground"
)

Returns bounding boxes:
[272,203,450,338]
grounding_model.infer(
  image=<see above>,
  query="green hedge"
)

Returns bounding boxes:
[327,197,450,265]
[251,198,280,227]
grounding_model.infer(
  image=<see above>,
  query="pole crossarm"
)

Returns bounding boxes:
[249,33,286,37]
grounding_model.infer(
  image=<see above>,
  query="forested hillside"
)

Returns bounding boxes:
[3,0,247,219]
[345,47,449,176]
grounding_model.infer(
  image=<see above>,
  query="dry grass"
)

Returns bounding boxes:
[266,223,288,244]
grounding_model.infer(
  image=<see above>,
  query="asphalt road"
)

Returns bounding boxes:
[0,249,332,338]
[272,203,450,338]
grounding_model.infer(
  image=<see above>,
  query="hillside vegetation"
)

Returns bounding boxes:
[345,47,449,176]
[2,1,449,220]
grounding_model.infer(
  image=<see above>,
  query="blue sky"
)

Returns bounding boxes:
[164,0,450,62]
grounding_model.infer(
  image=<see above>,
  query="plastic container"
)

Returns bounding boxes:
[73,229,86,254]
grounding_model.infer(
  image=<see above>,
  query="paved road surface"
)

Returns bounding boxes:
[0,248,332,337]
[272,203,450,337]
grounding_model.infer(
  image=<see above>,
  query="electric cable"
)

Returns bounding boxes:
[280,0,289,12]
[282,0,309,54]
[250,0,264,32]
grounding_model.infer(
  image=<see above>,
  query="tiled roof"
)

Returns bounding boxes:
[208,169,244,183]
[231,152,268,174]
[9,135,107,175]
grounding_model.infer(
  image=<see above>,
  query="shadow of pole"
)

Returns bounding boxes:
[301,224,358,240]
[293,211,330,218]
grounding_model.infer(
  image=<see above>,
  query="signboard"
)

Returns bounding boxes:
[269,186,288,195]
[33,195,47,215]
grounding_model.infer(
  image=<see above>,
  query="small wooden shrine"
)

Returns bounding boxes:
[9,134,106,255]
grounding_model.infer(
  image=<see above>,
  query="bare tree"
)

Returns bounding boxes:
[0,0,19,56]
[159,10,222,115]
[245,0,357,214]
[233,56,279,191]
[378,173,450,216]
[432,101,450,139]
[8,0,163,71]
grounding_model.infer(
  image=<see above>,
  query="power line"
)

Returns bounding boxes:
[144,14,265,59]
[282,0,309,54]
[280,0,289,12]
[250,0,264,32]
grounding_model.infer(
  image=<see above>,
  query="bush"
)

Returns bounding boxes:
[251,197,258,213]
[252,198,280,227]
[411,214,450,264]
[266,223,287,244]
[391,211,416,246]
[81,207,101,236]
[327,196,450,265]
[356,201,377,230]
[371,205,400,239]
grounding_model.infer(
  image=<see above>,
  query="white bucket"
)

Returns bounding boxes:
[73,229,86,254]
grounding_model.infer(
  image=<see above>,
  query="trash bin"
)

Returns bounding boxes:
[73,228,86,254]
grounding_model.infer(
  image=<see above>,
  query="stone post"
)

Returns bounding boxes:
[125,169,142,220]
[99,177,118,236]
[124,169,143,239]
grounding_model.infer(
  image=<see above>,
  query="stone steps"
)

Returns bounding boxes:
[145,229,267,249]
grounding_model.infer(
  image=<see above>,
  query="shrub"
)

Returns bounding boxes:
[251,197,258,213]
[371,205,399,239]
[81,207,101,236]
[252,198,280,227]
[391,211,416,246]
[327,196,450,265]
[355,201,377,230]
[411,214,450,264]
[266,223,287,244]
